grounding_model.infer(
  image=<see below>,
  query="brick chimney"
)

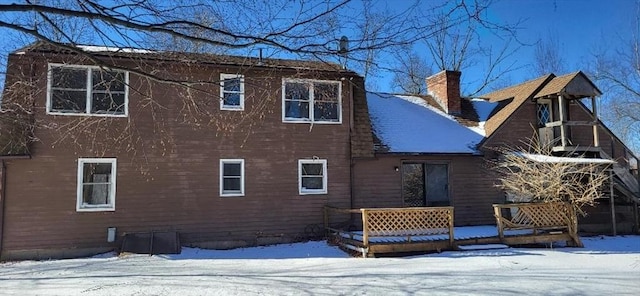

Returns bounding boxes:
[426,70,461,115]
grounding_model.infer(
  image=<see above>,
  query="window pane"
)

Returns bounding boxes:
[223,93,240,106]
[223,163,241,176]
[302,176,323,190]
[537,104,551,126]
[285,101,309,119]
[92,93,125,114]
[51,90,86,112]
[314,83,339,102]
[285,82,309,101]
[302,163,323,175]
[83,163,112,183]
[52,67,87,89]
[223,78,241,92]
[82,184,110,205]
[402,164,425,207]
[93,70,125,91]
[223,178,241,191]
[313,102,339,121]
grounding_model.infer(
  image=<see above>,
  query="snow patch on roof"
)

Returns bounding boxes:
[471,98,499,121]
[515,153,615,164]
[367,92,484,154]
[77,45,154,54]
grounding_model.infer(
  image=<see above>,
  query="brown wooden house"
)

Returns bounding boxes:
[0,43,365,260]
[1,43,638,260]
[351,70,639,230]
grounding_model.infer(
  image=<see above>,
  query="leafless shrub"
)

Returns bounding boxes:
[491,136,611,216]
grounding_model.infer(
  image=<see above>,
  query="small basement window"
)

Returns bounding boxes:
[298,159,327,195]
[48,64,128,116]
[77,158,117,212]
[220,159,245,197]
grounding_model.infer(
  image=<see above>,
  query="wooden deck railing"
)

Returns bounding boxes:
[324,206,455,249]
[493,202,582,247]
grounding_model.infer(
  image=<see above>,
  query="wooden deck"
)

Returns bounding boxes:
[324,202,583,257]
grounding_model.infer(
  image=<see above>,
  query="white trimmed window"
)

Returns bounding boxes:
[47,64,128,116]
[220,74,245,110]
[220,159,245,197]
[77,158,117,212]
[298,159,327,195]
[282,79,341,123]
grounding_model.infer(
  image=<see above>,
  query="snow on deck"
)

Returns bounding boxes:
[340,225,533,243]
[515,152,616,164]
[367,93,486,153]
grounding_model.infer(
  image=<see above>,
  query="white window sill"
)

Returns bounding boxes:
[220,106,244,111]
[283,118,341,124]
[77,206,115,212]
[48,111,128,118]
[299,190,328,195]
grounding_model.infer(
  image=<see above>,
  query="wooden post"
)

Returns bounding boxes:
[448,208,455,247]
[361,209,369,248]
[493,205,505,240]
[558,95,567,147]
[591,96,600,148]
[609,170,617,236]
[633,198,639,234]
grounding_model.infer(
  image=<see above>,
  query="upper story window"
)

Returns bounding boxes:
[220,74,245,111]
[47,64,128,116]
[537,101,552,127]
[77,158,117,212]
[282,79,341,123]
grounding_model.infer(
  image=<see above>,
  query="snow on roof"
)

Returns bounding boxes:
[367,93,484,154]
[515,153,616,164]
[470,98,499,121]
[77,45,155,54]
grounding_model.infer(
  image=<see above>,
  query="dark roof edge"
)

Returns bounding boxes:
[11,41,360,75]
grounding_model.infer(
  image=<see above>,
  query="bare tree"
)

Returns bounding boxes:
[589,4,640,155]
[492,137,611,216]
[390,4,524,97]
[531,32,566,76]
[390,48,433,94]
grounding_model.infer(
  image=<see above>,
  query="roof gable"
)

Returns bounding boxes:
[481,74,555,138]
[535,71,602,98]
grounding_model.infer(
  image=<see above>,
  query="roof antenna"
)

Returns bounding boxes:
[258,48,264,66]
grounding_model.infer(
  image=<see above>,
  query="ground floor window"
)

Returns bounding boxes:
[220,159,244,197]
[402,163,449,207]
[298,159,327,195]
[77,158,117,212]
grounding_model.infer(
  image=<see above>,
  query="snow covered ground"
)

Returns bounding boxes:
[1,233,638,295]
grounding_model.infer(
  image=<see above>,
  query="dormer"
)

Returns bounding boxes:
[532,71,603,156]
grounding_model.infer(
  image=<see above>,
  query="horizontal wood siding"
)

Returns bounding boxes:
[483,101,539,149]
[353,155,504,226]
[2,53,356,257]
